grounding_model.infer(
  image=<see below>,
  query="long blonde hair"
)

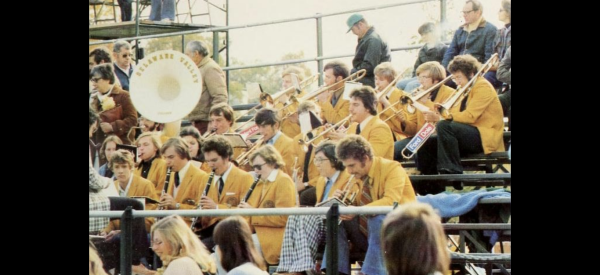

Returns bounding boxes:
[89,244,108,275]
[151,215,216,274]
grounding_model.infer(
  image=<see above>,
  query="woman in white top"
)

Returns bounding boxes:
[213,216,268,275]
[151,215,217,275]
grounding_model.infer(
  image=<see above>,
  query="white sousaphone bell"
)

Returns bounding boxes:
[129,50,202,123]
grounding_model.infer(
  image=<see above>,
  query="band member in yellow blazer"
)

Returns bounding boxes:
[322,135,416,275]
[159,137,208,227]
[134,132,168,197]
[374,62,416,141]
[238,145,297,265]
[196,135,254,250]
[393,61,455,162]
[275,66,307,139]
[179,126,211,173]
[292,101,324,195]
[208,103,245,160]
[253,108,296,176]
[315,61,350,124]
[416,55,504,180]
[276,141,358,274]
[105,149,159,232]
[329,86,394,160]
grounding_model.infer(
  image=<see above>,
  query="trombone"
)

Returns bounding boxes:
[298,114,352,148]
[277,69,367,121]
[232,74,320,131]
[436,53,499,118]
[236,138,264,167]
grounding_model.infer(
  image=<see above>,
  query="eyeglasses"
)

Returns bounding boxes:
[461,10,474,15]
[122,53,133,58]
[314,158,329,164]
[252,163,267,171]
[151,240,163,246]
[418,75,432,80]
[90,77,102,83]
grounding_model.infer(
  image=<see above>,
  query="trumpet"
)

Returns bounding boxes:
[436,53,499,118]
[236,138,264,167]
[299,114,352,147]
[241,175,262,203]
[190,169,216,231]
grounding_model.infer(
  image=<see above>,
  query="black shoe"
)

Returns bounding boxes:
[453,181,464,190]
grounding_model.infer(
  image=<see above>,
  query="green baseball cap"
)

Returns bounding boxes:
[346,13,364,33]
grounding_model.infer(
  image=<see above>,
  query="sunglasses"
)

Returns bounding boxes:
[122,53,133,58]
[252,163,267,171]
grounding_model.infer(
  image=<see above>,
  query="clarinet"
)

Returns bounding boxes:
[190,169,216,230]
[241,175,262,203]
[157,167,172,221]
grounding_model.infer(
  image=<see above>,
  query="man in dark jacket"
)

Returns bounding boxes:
[347,13,391,88]
[442,0,497,70]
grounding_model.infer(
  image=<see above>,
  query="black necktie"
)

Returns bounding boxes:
[218,177,224,197]
[302,132,314,183]
[174,172,180,188]
[356,124,361,135]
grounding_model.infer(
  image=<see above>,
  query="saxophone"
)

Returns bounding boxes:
[190,169,216,231]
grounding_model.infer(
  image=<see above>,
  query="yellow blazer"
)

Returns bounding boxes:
[319,98,350,124]
[292,129,326,187]
[200,165,254,228]
[271,133,296,176]
[166,163,208,226]
[347,116,394,160]
[106,175,159,232]
[246,170,297,265]
[412,85,455,132]
[358,157,416,206]
[377,88,415,140]
[134,157,168,198]
[280,118,300,139]
[449,77,505,154]
[314,170,358,204]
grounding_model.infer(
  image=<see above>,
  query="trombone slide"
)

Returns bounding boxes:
[401,122,436,159]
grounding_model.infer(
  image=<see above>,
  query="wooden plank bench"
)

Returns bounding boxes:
[401,131,512,173]
[409,173,511,187]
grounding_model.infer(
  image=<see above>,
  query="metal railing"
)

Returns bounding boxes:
[90,205,394,275]
[90,0,448,90]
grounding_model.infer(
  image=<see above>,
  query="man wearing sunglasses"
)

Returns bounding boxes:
[112,40,134,92]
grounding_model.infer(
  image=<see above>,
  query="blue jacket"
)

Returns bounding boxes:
[113,63,134,92]
[442,18,497,68]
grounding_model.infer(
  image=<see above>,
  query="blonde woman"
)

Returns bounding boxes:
[151,215,216,275]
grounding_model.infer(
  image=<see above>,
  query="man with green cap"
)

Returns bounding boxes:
[347,13,391,88]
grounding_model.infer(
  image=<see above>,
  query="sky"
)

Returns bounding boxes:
[190,0,505,75]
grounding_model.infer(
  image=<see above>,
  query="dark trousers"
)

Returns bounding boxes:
[498,89,511,131]
[192,120,209,135]
[98,197,149,272]
[393,137,412,161]
[416,120,483,174]
[117,0,133,21]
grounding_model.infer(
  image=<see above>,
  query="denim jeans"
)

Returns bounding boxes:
[396,77,420,93]
[150,0,175,21]
[361,215,387,275]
